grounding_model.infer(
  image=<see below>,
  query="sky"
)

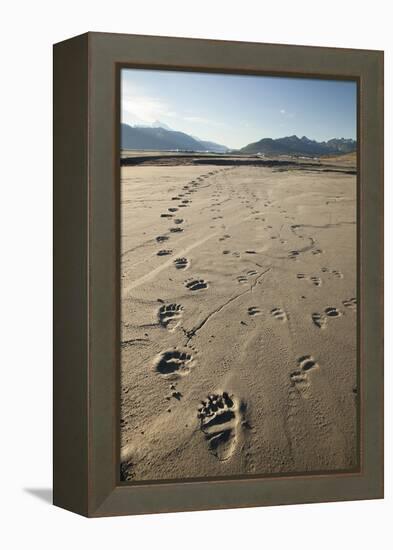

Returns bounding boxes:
[121,68,357,149]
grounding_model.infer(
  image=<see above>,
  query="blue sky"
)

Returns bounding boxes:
[121,69,357,149]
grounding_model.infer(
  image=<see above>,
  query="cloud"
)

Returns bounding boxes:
[121,82,176,125]
[122,96,176,124]
[121,80,228,134]
[280,108,295,118]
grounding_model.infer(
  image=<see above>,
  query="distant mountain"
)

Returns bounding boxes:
[121,123,229,153]
[196,140,228,153]
[239,135,357,156]
[131,120,173,131]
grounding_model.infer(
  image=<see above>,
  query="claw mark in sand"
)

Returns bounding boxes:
[312,307,341,328]
[271,307,288,321]
[325,306,341,317]
[332,270,343,279]
[248,306,261,316]
[343,297,357,310]
[157,249,172,256]
[312,312,327,329]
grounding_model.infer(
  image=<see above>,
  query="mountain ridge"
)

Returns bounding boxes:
[121,123,228,153]
[239,135,356,156]
[121,124,356,156]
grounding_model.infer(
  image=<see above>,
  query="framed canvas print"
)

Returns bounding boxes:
[53,32,384,517]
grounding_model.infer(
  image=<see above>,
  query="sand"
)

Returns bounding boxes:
[120,160,358,482]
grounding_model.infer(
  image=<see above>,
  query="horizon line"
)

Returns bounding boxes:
[121,122,356,148]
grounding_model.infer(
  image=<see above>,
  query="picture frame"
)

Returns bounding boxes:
[53,32,383,517]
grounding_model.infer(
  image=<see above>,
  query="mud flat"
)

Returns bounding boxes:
[120,160,358,482]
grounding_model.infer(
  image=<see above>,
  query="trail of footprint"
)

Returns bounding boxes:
[271,307,288,321]
[197,392,241,461]
[157,249,172,256]
[156,235,169,243]
[343,297,357,310]
[290,355,319,397]
[286,355,347,467]
[174,218,184,225]
[158,303,184,330]
[296,273,322,286]
[165,382,183,402]
[120,459,135,482]
[312,312,327,329]
[155,350,193,377]
[312,307,341,328]
[170,227,183,233]
[174,257,189,270]
[248,306,261,316]
[325,306,341,317]
[185,278,208,291]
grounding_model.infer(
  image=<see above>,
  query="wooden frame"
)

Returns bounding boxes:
[53,32,384,517]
